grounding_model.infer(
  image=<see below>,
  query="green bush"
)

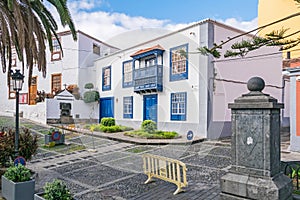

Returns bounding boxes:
[100,125,122,133]
[83,91,99,103]
[0,128,38,167]
[141,120,157,133]
[4,164,32,182]
[18,128,38,161]
[44,179,72,200]
[0,130,14,167]
[101,118,115,127]
[85,121,133,133]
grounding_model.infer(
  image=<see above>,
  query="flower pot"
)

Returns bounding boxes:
[34,193,44,200]
[34,193,77,200]
[44,133,65,145]
[1,175,35,200]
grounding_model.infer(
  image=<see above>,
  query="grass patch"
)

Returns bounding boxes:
[124,130,179,139]
[0,116,14,127]
[22,123,34,129]
[41,143,86,153]
[84,124,133,133]
[38,129,50,135]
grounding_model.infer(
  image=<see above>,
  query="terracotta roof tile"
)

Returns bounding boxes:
[130,44,164,57]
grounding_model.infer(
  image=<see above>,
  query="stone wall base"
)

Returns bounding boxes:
[220,172,293,200]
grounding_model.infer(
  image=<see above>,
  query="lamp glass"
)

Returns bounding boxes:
[11,70,24,91]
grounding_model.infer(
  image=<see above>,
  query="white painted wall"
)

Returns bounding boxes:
[0,30,116,124]
[95,20,286,139]
[21,102,47,124]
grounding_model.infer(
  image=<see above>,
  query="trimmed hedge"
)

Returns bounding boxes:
[141,120,157,134]
[124,130,178,139]
[100,117,115,127]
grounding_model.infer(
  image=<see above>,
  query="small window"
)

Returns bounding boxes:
[93,44,100,55]
[170,44,188,81]
[102,66,111,91]
[170,92,187,121]
[51,73,62,95]
[123,96,133,118]
[122,60,133,88]
[51,38,62,61]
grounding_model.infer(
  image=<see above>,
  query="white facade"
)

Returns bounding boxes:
[0,30,118,124]
[95,19,285,139]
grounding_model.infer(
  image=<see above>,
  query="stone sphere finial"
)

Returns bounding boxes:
[247,77,265,92]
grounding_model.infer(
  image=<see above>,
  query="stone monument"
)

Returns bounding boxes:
[220,77,293,200]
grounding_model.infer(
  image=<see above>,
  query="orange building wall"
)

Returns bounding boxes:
[258,0,300,58]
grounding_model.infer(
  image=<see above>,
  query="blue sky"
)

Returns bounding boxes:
[56,0,259,41]
[97,0,258,23]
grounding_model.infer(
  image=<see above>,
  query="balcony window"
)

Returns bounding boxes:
[171,92,187,121]
[122,60,133,88]
[123,96,133,118]
[145,57,156,67]
[170,44,188,81]
[102,66,111,91]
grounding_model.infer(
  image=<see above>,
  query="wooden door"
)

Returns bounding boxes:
[29,77,37,105]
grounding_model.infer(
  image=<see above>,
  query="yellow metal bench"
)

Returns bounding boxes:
[142,153,188,195]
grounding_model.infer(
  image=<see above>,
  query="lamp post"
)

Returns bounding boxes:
[11,69,24,157]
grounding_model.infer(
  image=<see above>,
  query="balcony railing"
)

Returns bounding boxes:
[134,65,163,93]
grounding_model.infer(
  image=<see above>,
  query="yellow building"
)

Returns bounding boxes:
[258,0,300,58]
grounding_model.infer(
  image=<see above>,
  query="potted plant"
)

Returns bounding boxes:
[34,179,75,200]
[1,164,35,200]
[45,128,65,145]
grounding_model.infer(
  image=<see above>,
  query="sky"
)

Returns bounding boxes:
[53,0,259,42]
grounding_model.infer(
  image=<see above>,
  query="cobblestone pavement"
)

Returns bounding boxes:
[0,116,298,200]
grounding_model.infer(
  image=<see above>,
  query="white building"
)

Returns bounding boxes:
[94,19,285,139]
[0,30,118,124]
[0,19,286,139]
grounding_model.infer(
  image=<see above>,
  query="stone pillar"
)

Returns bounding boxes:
[220,77,293,200]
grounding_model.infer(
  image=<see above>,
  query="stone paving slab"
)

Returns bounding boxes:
[63,164,134,187]
[1,116,299,200]
[182,154,231,169]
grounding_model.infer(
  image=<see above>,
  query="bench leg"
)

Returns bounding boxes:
[144,174,153,184]
[173,185,184,195]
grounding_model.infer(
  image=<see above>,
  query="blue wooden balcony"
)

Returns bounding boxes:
[134,65,163,93]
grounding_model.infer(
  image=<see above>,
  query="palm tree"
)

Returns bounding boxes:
[0,0,77,86]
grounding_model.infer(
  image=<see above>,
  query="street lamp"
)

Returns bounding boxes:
[11,69,24,157]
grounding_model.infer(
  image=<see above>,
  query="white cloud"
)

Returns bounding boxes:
[53,3,258,43]
[218,17,258,32]
[69,0,102,11]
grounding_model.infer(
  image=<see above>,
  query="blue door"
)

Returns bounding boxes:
[100,97,114,120]
[143,94,158,122]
